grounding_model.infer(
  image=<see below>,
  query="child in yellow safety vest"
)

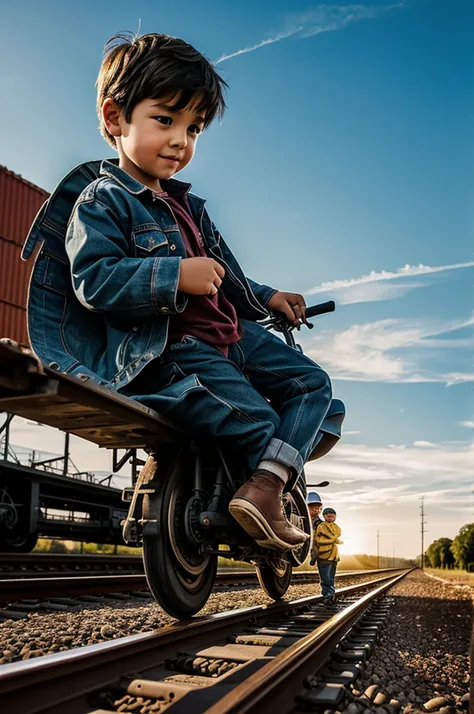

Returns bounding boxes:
[314,507,343,605]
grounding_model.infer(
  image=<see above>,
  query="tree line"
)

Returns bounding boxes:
[425,523,474,570]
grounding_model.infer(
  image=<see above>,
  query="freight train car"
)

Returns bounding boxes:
[0,165,49,345]
[0,455,128,552]
[0,166,131,551]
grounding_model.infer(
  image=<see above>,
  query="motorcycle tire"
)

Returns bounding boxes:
[142,451,217,619]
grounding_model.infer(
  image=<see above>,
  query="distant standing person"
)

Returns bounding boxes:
[315,507,343,605]
[307,492,323,566]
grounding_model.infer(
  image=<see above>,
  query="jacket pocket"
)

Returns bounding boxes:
[132,224,169,256]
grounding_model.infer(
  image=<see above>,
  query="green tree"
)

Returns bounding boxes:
[437,537,455,569]
[426,539,442,568]
[451,524,474,570]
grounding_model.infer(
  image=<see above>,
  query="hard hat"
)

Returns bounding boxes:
[307,492,322,505]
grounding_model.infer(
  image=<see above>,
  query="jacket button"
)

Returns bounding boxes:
[48,362,60,370]
[170,244,176,251]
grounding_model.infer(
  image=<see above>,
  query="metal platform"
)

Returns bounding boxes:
[0,341,183,449]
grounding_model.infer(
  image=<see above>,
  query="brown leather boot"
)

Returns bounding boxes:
[229,470,309,551]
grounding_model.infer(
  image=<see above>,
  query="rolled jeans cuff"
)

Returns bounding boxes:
[260,438,304,479]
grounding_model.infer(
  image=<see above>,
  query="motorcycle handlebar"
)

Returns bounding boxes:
[305,300,336,318]
[305,300,335,319]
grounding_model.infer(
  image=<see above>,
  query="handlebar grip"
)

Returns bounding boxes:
[305,300,336,319]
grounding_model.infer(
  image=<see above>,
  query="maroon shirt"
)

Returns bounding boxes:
[157,190,242,355]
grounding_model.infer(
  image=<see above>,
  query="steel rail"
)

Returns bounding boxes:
[203,569,411,714]
[0,568,404,602]
[0,553,144,569]
[0,572,408,714]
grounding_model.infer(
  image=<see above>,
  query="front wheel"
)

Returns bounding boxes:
[142,452,217,619]
[255,554,292,600]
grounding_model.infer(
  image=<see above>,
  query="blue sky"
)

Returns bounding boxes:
[0,0,472,558]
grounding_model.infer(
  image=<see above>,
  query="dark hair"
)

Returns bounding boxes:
[96,32,228,147]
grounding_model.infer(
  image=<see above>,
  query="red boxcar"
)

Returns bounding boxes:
[0,166,49,345]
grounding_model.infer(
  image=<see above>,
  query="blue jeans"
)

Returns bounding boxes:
[124,319,332,478]
[318,559,337,599]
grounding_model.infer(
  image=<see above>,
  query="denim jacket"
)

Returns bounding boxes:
[22,159,277,391]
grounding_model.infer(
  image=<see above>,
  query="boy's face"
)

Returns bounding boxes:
[104,93,205,190]
[308,503,322,519]
[324,513,337,523]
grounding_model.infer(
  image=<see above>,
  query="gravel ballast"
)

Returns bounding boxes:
[340,570,471,714]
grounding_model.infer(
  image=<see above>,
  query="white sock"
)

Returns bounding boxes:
[258,460,291,484]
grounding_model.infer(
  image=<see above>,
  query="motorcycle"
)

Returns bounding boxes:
[121,300,345,619]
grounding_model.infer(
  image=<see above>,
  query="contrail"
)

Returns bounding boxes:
[215,3,405,64]
[215,28,302,64]
[306,260,474,295]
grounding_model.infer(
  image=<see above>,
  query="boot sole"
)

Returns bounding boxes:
[229,498,308,552]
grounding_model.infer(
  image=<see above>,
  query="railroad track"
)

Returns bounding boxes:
[0,553,145,577]
[0,570,411,714]
[0,567,403,604]
[0,553,402,578]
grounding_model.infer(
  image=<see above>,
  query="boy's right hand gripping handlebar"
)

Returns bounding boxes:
[268,299,336,330]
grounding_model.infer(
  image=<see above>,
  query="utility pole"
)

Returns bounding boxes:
[377,529,380,569]
[419,497,427,570]
[392,541,395,566]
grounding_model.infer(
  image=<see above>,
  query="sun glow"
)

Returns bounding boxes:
[336,521,366,556]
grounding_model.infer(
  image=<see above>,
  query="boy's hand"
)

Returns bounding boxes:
[178,257,226,295]
[267,291,310,328]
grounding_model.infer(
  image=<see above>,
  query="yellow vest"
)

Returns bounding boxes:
[315,521,342,561]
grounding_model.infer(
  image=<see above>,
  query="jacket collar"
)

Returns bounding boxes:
[100,159,193,197]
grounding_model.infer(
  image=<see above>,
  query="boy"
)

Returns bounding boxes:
[307,492,323,566]
[314,507,343,604]
[61,32,333,552]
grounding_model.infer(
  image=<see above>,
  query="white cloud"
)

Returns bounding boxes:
[460,421,474,429]
[306,260,474,304]
[305,315,474,384]
[304,441,474,556]
[305,440,474,508]
[445,373,474,386]
[215,3,404,64]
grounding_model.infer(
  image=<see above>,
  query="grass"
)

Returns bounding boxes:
[425,567,474,585]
